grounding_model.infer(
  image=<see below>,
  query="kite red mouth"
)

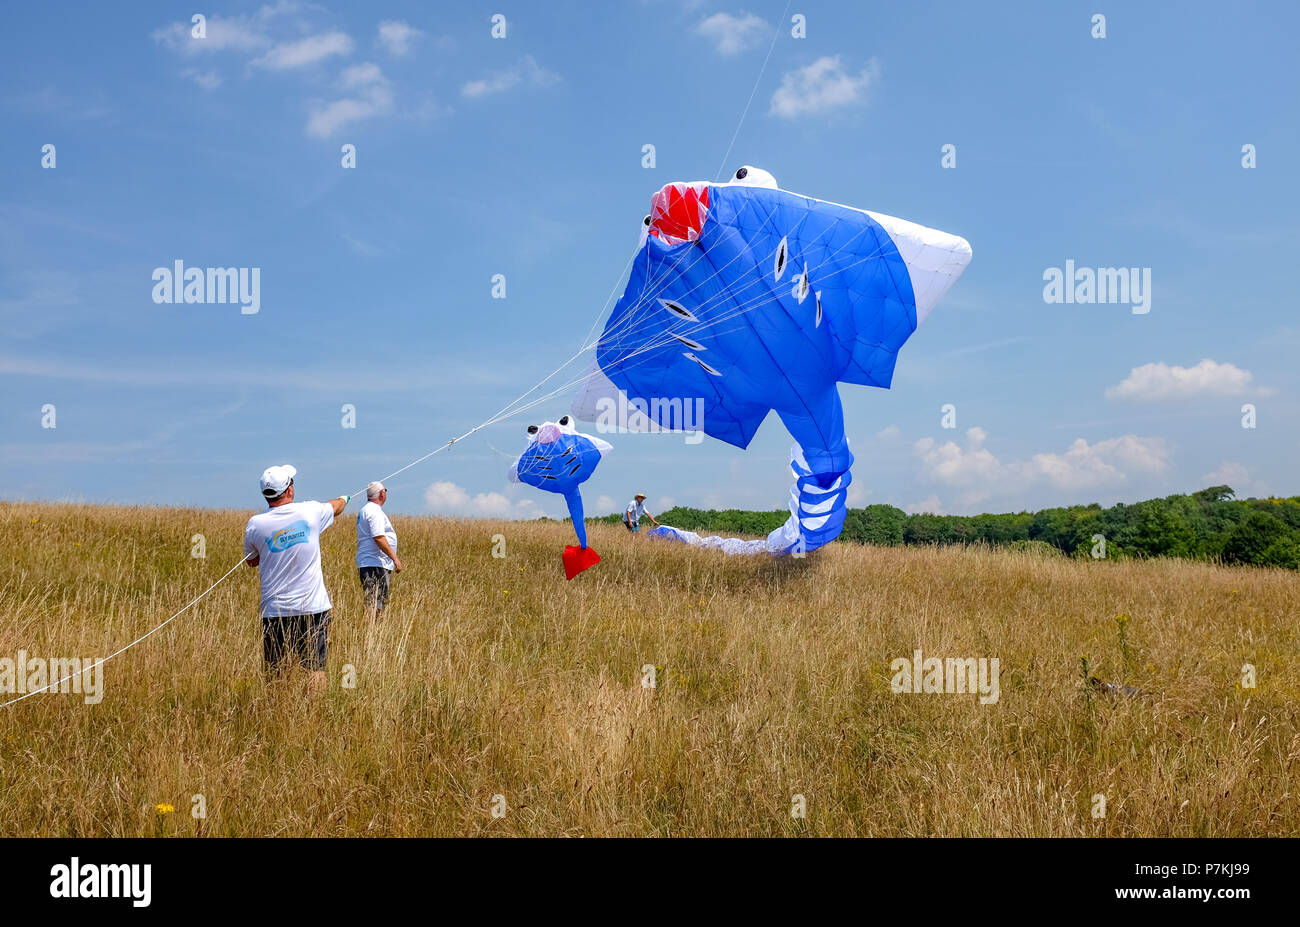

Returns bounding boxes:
[648,183,710,245]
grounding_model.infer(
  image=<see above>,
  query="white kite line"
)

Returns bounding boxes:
[0,557,249,708]
[714,0,791,182]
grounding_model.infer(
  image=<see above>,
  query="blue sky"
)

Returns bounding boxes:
[2,1,1297,521]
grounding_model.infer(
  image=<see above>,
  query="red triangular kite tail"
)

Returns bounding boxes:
[562,545,600,580]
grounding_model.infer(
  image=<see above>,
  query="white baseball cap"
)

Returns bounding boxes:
[260,464,297,498]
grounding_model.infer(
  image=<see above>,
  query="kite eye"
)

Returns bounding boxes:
[643,215,651,227]
[559,415,570,426]
[527,425,538,435]
[734,167,748,180]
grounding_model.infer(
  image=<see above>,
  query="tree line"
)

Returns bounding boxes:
[595,486,1300,568]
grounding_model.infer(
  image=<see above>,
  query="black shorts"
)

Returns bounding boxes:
[262,610,330,672]
[359,566,391,611]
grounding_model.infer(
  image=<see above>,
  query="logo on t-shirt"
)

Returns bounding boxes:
[266,520,311,553]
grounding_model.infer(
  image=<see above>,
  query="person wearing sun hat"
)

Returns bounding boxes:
[623,492,660,533]
[242,464,350,691]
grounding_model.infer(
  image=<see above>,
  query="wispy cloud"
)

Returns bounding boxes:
[695,12,769,56]
[937,336,1033,360]
[461,55,559,98]
[424,481,540,518]
[1202,461,1268,497]
[151,9,451,138]
[251,31,354,71]
[341,62,383,88]
[340,231,384,257]
[769,56,880,119]
[0,353,506,393]
[182,69,223,91]
[148,2,307,55]
[905,494,944,515]
[306,62,393,137]
[151,18,269,55]
[376,20,424,56]
[5,85,114,120]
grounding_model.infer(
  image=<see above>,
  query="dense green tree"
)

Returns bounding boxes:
[1221,511,1299,566]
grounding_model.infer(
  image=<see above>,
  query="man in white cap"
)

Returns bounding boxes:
[356,481,401,621]
[243,464,349,691]
[624,492,660,533]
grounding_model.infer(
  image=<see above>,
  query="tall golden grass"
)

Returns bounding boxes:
[1,500,1296,836]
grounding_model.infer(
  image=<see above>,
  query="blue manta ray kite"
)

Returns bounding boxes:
[509,415,612,578]
[574,165,972,556]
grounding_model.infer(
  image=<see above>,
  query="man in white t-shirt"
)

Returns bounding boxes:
[356,481,402,620]
[243,464,349,690]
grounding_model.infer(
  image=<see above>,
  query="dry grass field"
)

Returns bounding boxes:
[1,500,1297,837]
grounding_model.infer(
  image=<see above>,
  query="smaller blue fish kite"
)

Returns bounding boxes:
[509,415,612,579]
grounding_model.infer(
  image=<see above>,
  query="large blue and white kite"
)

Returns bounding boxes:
[574,165,972,556]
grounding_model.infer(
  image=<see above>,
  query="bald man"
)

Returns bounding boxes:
[356,481,401,620]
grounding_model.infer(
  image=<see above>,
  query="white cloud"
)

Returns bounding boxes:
[306,64,393,137]
[1105,359,1258,401]
[846,483,870,506]
[152,15,272,55]
[695,12,768,55]
[769,56,880,118]
[341,62,384,88]
[252,31,353,71]
[151,3,309,55]
[306,91,391,137]
[182,69,223,90]
[152,8,430,138]
[461,55,559,98]
[340,231,383,257]
[1019,435,1170,490]
[377,20,423,56]
[915,429,1172,495]
[424,481,539,518]
[914,427,1001,486]
[1201,462,1267,497]
[1202,461,1249,486]
[905,495,943,515]
[875,424,901,441]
